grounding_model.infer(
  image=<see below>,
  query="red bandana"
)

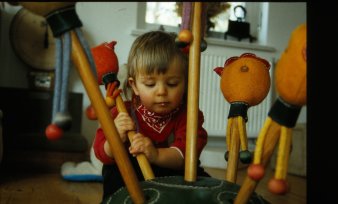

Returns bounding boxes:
[136,104,180,133]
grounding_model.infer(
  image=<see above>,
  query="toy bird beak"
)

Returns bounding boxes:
[214,67,224,76]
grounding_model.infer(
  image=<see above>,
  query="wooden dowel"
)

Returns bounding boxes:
[70,30,145,204]
[238,116,248,151]
[253,117,272,164]
[234,119,281,204]
[275,127,292,179]
[184,2,202,182]
[226,118,233,149]
[225,116,240,183]
[115,95,155,180]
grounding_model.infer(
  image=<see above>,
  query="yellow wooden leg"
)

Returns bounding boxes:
[225,117,240,183]
[225,118,233,160]
[238,116,248,151]
[275,126,292,179]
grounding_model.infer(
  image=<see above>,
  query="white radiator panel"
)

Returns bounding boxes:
[199,53,273,138]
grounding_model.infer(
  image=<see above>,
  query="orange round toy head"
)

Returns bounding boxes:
[275,24,306,106]
[214,53,271,106]
[91,41,119,85]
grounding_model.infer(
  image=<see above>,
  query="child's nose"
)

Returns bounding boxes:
[157,84,167,95]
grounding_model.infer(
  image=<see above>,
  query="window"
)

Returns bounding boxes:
[145,2,180,28]
[137,2,262,41]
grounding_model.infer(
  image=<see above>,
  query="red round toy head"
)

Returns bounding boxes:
[91,41,119,85]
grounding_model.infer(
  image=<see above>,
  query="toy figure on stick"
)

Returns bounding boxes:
[235,23,307,204]
[90,41,155,181]
[85,41,121,121]
[61,41,121,182]
[214,53,271,183]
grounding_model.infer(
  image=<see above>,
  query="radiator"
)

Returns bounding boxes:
[199,53,273,138]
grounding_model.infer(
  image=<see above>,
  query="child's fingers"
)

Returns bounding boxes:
[130,133,146,153]
[131,138,144,150]
[115,113,136,130]
[120,123,135,132]
[131,133,144,141]
[116,113,132,123]
[129,143,143,154]
[128,146,138,157]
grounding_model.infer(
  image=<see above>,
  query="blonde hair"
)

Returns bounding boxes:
[123,31,188,101]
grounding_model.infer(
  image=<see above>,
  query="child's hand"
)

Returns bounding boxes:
[114,112,136,142]
[129,133,158,163]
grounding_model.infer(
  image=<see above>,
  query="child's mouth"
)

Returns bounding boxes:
[157,102,169,107]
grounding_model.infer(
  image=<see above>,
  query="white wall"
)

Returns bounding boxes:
[0,2,306,149]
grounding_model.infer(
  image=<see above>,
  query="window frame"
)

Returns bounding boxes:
[137,2,262,41]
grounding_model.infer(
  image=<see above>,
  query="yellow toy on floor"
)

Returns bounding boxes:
[235,23,306,204]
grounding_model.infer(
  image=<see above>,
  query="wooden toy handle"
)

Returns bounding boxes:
[115,95,155,180]
[185,2,202,182]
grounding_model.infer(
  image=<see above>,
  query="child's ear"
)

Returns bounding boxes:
[128,77,140,96]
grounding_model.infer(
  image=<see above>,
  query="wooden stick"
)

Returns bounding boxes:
[225,116,240,183]
[275,126,292,179]
[234,119,281,204]
[253,117,272,164]
[238,116,248,151]
[224,117,232,177]
[70,30,145,204]
[184,2,202,182]
[115,95,155,180]
[226,117,233,149]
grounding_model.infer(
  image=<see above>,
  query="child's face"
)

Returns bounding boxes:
[129,63,186,115]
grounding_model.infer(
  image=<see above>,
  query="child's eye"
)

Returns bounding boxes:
[167,82,178,87]
[145,83,155,87]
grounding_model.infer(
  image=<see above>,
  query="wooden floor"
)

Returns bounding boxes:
[205,167,306,204]
[0,150,306,204]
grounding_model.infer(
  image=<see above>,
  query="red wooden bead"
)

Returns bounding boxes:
[86,105,97,120]
[45,124,63,140]
[268,178,288,195]
[247,164,265,181]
